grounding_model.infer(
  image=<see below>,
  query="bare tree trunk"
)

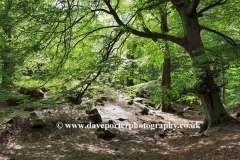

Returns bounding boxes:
[222,69,225,104]
[160,11,175,112]
[127,44,136,87]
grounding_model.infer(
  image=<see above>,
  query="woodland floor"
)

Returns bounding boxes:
[0,94,240,160]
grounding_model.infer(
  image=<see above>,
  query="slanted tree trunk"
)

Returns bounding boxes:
[170,0,234,133]
[160,11,175,112]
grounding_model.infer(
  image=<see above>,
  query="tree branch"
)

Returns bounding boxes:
[198,0,228,16]
[200,25,237,46]
[188,0,200,16]
[103,0,188,49]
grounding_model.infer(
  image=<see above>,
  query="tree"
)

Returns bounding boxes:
[100,0,239,133]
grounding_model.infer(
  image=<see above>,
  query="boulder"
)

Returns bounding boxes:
[85,108,99,114]
[66,96,82,105]
[19,87,44,98]
[101,96,108,101]
[88,113,102,123]
[134,98,143,104]
[108,120,116,125]
[29,112,39,119]
[95,127,116,139]
[127,99,133,105]
[146,101,155,108]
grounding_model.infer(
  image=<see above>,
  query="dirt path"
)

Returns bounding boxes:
[0,95,240,160]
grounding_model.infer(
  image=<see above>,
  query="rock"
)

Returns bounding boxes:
[146,101,155,107]
[95,98,103,103]
[184,106,194,111]
[175,111,184,115]
[108,120,116,125]
[31,119,45,129]
[41,87,50,92]
[5,118,14,124]
[127,99,133,105]
[79,100,95,110]
[156,115,164,119]
[135,98,143,104]
[66,97,82,105]
[139,107,149,115]
[101,97,108,101]
[95,127,116,139]
[5,97,24,106]
[85,108,99,114]
[88,113,102,123]
[30,112,39,119]
[19,87,44,98]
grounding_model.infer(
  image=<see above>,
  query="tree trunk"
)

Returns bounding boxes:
[1,61,14,87]
[171,0,234,133]
[160,11,175,112]
[222,69,225,104]
[127,44,136,87]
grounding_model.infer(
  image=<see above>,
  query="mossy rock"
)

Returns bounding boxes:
[85,108,99,114]
[175,111,184,115]
[139,107,149,115]
[95,98,103,103]
[95,127,116,139]
[79,100,95,110]
[127,99,133,105]
[29,112,39,119]
[19,87,44,98]
[88,113,102,123]
[101,96,108,101]
[156,115,164,119]
[146,101,155,107]
[66,96,82,105]
[4,118,14,124]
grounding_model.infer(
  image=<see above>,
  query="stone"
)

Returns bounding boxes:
[85,108,99,114]
[95,98,103,103]
[66,97,82,105]
[139,107,149,115]
[19,87,44,98]
[88,113,102,123]
[108,120,116,125]
[135,98,143,104]
[95,127,116,139]
[101,96,108,101]
[156,115,164,119]
[127,99,133,105]
[146,101,155,108]
[30,112,39,119]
